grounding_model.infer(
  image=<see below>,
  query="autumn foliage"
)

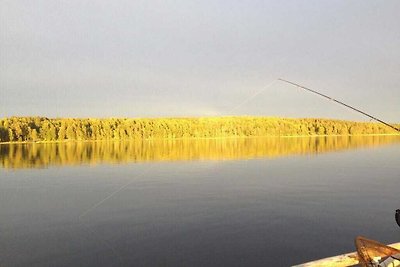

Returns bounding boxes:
[0,117,398,143]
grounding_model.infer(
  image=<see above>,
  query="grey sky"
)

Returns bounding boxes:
[1,0,399,121]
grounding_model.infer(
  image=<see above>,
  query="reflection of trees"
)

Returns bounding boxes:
[1,136,399,169]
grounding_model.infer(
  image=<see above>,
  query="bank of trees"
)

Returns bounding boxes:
[0,117,398,142]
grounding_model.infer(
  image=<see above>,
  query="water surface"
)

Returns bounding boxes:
[1,136,399,266]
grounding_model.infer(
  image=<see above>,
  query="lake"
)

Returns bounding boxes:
[1,136,399,266]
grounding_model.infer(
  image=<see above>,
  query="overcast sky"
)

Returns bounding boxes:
[1,0,399,121]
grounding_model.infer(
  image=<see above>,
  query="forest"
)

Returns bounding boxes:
[0,117,399,143]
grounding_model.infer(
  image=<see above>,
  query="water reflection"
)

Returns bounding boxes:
[1,135,399,169]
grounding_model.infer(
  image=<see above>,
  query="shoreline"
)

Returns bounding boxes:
[1,133,399,145]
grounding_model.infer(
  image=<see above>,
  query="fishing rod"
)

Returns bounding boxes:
[278,78,400,132]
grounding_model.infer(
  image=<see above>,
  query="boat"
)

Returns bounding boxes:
[293,237,400,267]
[356,236,400,267]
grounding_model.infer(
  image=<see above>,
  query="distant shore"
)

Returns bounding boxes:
[1,133,400,145]
[1,116,399,144]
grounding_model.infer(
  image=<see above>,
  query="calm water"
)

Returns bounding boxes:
[0,136,399,266]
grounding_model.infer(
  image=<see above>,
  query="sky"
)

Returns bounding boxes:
[1,0,399,122]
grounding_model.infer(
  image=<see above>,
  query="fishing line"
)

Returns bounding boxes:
[78,168,150,220]
[77,167,154,264]
[77,161,186,264]
[228,79,277,114]
[78,162,186,220]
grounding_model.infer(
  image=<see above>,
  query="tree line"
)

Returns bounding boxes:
[0,117,398,143]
